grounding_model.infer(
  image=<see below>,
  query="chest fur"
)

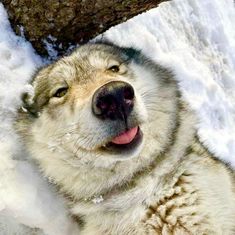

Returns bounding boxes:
[72,155,235,235]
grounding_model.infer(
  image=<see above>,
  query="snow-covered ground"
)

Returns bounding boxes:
[0,3,79,235]
[0,0,235,234]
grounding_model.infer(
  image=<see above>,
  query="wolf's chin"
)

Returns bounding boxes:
[108,139,145,161]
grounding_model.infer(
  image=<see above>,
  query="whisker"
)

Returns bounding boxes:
[146,108,173,115]
[74,136,81,154]
[48,128,78,140]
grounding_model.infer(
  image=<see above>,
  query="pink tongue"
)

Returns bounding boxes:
[111,127,138,145]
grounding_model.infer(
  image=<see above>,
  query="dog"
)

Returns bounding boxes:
[16,42,235,234]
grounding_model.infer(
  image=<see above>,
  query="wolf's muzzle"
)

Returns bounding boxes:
[92,81,134,121]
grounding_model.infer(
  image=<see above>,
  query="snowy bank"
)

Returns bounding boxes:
[0,3,79,235]
[0,0,235,234]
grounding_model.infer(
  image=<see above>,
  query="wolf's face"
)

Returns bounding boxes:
[23,43,178,168]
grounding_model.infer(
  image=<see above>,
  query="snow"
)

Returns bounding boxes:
[0,3,79,235]
[42,35,59,60]
[0,0,235,234]
[91,195,104,204]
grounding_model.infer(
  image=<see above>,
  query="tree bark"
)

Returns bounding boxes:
[2,0,167,56]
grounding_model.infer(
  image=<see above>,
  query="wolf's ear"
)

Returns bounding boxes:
[93,39,141,62]
[121,47,143,65]
[21,85,40,118]
[122,47,141,60]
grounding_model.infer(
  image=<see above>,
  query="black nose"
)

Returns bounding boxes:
[92,81,135,120]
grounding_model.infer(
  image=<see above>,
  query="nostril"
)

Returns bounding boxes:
[97,100,108,111]
[123,86,135,111]
[96,95,117,117]
[123,86,134,101]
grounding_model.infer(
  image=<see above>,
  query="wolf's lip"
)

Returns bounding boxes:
[111,126,138,145]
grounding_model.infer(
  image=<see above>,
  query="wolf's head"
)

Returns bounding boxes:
[21,43,179,179]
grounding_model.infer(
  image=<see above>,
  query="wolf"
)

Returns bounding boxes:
[16,42,235,234]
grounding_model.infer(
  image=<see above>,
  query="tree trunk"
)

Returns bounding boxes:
[2,0,167,56]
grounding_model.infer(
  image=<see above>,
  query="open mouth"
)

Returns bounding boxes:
[111,126,139,144]
[102,126,143,153]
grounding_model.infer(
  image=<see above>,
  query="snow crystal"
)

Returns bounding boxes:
[20,106,28,113]
[91,195,104,204]
[42,34,59,60]
[18,25,26,39]
[64,133,72,141]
